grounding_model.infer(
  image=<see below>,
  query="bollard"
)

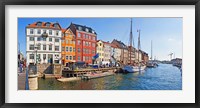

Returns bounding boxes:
[28,74,38,90]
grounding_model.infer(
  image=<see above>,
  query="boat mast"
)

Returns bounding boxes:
[151,40,153,60]
[137,29,141,63]
[129,18,133,64]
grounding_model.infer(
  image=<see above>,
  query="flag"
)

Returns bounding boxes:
[93,53,99,59]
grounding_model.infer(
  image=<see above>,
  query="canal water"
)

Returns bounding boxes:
[38,64,182,90]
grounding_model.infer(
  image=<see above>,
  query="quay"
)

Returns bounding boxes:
[62,67,122,77]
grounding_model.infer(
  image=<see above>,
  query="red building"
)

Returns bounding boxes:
[69,23,97,64]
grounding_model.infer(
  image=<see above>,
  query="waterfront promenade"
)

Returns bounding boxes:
[18,69,26,90]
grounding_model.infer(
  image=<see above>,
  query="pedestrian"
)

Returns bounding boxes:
[20,63,23,73]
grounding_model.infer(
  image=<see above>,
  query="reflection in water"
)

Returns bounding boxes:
[38,64,182,90]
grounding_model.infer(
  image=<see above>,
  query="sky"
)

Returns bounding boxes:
[18,18,182,60]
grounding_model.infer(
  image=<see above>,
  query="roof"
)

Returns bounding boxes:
[112,39,128,49]
[61,29,66,33]
[27,21,62,30]
[71,23,97,35]
[110,43,118,48]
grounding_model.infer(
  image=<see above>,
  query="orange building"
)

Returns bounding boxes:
[61,28,76,66]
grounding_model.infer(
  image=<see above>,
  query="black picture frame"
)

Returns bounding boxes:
[0,0,199,108]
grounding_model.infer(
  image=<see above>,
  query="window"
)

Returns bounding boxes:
[70,56,72,60]
[66,56,68,60]
[100,43,102,46]
[55,38,59,42]
[78,48,81,53]
[83,56,85,61]
[55,46,59,51]
[37,44,41,50]
[77,40,81,45]
[73,41,75,44]
[85,42,88,46]
[43,45,46,50]
[29,45,34,50]
[29,37,34,41]
[30,54,34,59]
[70,47,72,52]
[88,35,90,39]
[30,29,34,34]
[78,26,82,30]
[43,37,46,41]
[83,48,85,54]
[54,24,59,28]
[46,23,50,27]
[56,31,59,36]
[92,43,95,47]
[43,30,46,34]
[85,28,89,32]
[37,37,41,41]
[89,42,91,46]
[93,36,96,40]
[78,56,81,61]
[37,29,41,34]
[70,40,72,44]
[43,54,46,59]
[78,33,81,37]
[49,30,52,35]
[62,47,65,51]
[38,54,41,60]
[92,30,95,34]
[49,45,52,50]
[66,40,68,44]
[73,56,75,60]
[92,50,95,54]
[37,22,42,26]
[73,48,75,52]
[66,47,68,52]
[48,38,52,42]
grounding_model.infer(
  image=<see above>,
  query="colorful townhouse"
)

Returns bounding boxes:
[96,40,104,64]
[111,39,129,65]
[102,41,112,64]
[69,23,97,64]
[61,28,76,66]
[26,21,62,65]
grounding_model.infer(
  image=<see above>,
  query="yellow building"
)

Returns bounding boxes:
[96,40,104,64]
[61,28,76,66]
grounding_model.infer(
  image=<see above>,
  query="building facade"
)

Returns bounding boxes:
[26,21,62,65]
[61,28,76,66]
[110,43,121,62]
[69,23,97,64]
[128,46,136,64]
[96,40,104,64]
[111,39,129,64]
[102,41,112,64]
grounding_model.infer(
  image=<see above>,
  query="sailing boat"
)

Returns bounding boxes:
[123,18,146,73]
[147,40,158,68]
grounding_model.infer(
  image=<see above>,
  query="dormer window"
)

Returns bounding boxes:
[78,26,82,30]
[37,22,42,27]
[46,23,50,27]
[54,24,59,29]
[85,28,89,32]
[92,30,95,34]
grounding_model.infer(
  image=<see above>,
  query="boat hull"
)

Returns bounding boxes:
[123,66,146,73]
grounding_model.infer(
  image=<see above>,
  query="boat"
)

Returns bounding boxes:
[81,72,114,80]
[122,18,146,73]
[146,41,158,68]
[123,65,146,73]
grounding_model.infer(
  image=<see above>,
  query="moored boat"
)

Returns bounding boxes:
[123,65,146,73]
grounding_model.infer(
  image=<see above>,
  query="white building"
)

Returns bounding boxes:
[102,41,111,64]
[26,21,62,65]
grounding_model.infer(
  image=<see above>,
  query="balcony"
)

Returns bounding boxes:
[42,32,48,37]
